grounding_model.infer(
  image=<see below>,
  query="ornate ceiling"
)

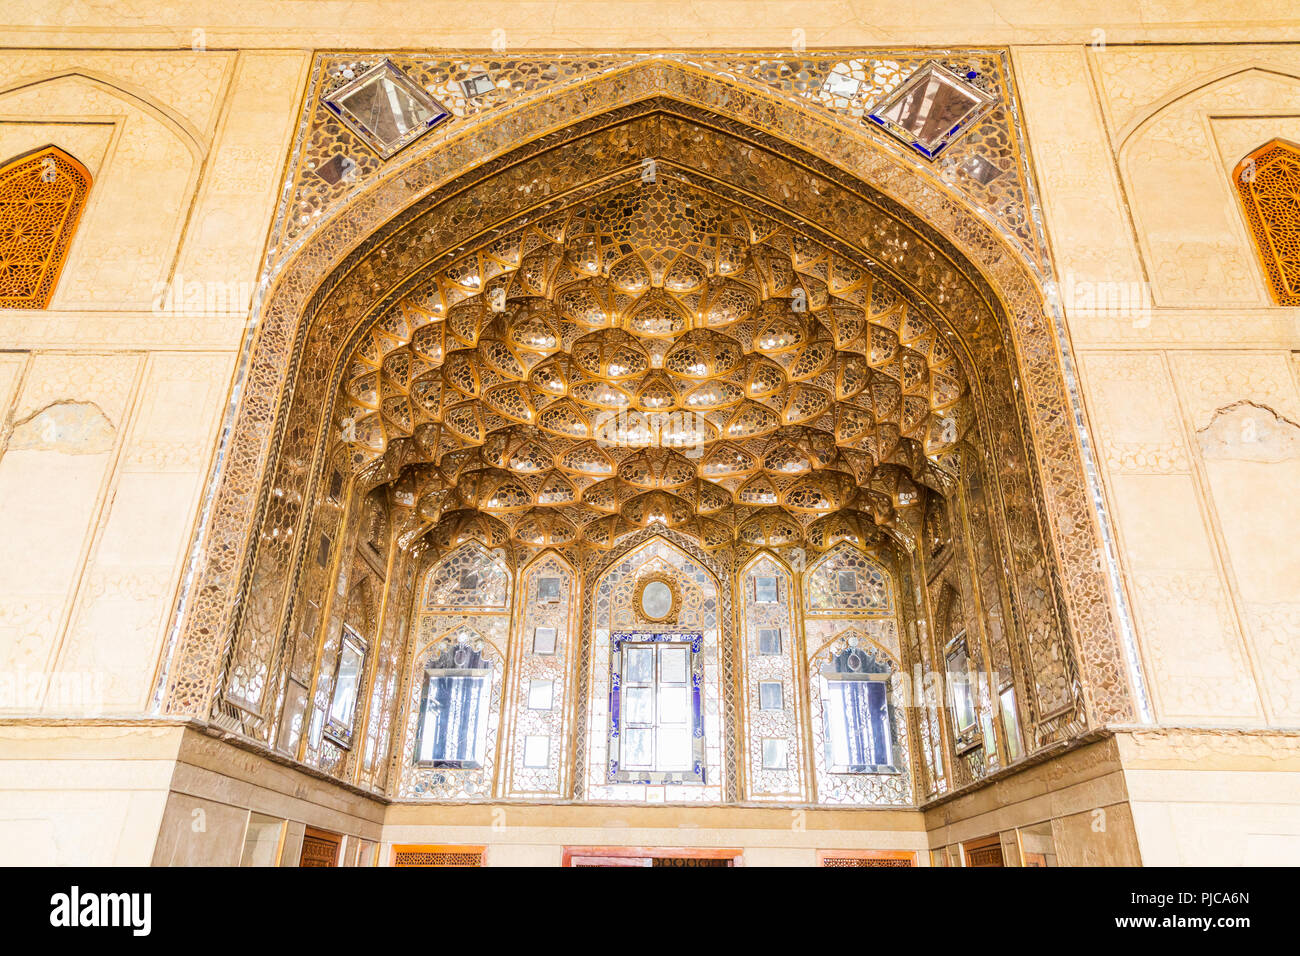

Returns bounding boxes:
[334,177,970,554]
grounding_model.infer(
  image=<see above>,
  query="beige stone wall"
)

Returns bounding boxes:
[1116,729,1300,865]
[0,50,309,716]
[924,738,1144,866]
[0,722,384,865]
[1015,43,1300,729]
[0,722,181,864]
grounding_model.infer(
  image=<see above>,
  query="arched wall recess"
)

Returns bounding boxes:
[0,145,91,309]
[154,61,1142,786]
[1233,138,1300,306]
[0,71,205,308]
[1117,67,1300,308]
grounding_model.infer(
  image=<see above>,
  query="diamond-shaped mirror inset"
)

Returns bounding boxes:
[866,63,995,159]
[325,60,450,159]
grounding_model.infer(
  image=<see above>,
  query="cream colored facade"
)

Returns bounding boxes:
[1,2,1298,867]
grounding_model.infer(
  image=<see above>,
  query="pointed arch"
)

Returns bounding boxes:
[0,69,207,156]
[0,145,91,309]
[805,540,894,616]
[164,63,1140,781]
[1233,138,1300,306]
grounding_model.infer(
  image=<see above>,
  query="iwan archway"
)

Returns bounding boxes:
[155,57,1142,823]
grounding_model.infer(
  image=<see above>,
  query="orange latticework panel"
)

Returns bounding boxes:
[0,145,91,309]
[821,856,914,867]
[391,844,485,867]
[818,850,916,867]
[1235,139,1300,307]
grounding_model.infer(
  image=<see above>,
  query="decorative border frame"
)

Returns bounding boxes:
[607,630,706,785]
[633,572,681,624]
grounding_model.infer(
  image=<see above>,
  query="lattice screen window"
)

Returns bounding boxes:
[391,844,485,867]
[818,850,916,867]
[1234,139,1300,306]
[0,145,91,309]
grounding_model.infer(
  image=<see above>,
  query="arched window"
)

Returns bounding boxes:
[0,146,91,309]
[1234,139,1300,306]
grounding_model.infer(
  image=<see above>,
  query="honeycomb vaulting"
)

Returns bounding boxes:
[335,178,969,554]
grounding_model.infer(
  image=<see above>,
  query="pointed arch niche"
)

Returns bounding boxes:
[0,145,91,309]
[583,533,727,803]
[160,59,1144,812]
[394,542,512,800]
[1234,138,1300,306]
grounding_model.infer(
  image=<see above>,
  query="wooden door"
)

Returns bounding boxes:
[962,834,1005,867]
[299,826,341,867]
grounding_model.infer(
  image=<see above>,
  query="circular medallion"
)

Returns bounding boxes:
[635,574,679,622]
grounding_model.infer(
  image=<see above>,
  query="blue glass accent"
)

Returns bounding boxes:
[607,630,706,784]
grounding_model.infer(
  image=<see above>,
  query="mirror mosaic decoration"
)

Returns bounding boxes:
[156,46,1149,818]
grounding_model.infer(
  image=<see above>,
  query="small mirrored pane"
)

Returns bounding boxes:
[460,73,497,98]
[537,576,562,603]
[1000,686,1024,760]
[753,575,778,603]
[837,569,858,592]
[947,644,976,733]
[624,686,654,724]
[527,679,554,711]
[657,727,692,770]
[624,645,655,684]
[658,686,689,724]
[759,681,784,711]
[640,580,674,618]
[622,728,654,769]
[532,626,557,655]
[328,638,364,727]
[761,738,789,770]
[660,645,688,683]
[875,67,987,153]
[329,64,448,156]
[277,679,309,755]
[523,734,550,768]
[757,628,782,655]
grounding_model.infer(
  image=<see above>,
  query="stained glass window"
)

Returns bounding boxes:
[0,145,91,310]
